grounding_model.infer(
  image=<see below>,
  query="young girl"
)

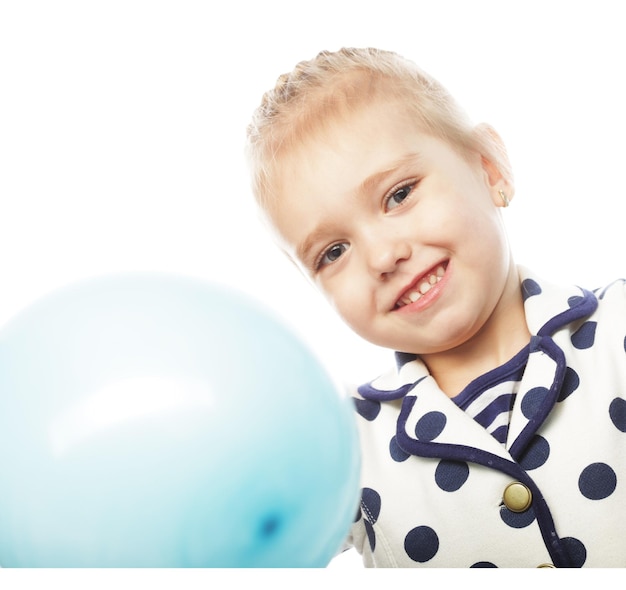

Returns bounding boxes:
[246,47,626,568]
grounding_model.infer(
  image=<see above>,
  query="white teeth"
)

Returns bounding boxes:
[397,265,446,308]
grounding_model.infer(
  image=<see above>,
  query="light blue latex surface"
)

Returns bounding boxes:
[0,275,360,567]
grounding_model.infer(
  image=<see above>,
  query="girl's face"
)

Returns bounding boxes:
[269,99,518,358]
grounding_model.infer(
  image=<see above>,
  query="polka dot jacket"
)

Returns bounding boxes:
[347,268,626,567]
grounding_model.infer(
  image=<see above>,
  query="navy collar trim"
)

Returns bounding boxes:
[537,287,597,337]
[453,344,529,409]
[358,376,427,401]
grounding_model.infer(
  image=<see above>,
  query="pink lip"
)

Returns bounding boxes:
[393,260,450,313]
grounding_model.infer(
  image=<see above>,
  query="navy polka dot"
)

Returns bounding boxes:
[415,411,446,441]
[562,536,587,568]
[578,463,617,500]
[571,321,597,350]
[558,367,580,402]
[435,460,470,492]
[522,278,542,300]
[500,505,536,528]
[609,397,626,432]
[361,488,381,523]
[353,397,381,421]
[518,435,550,470]
[521,387,549,420]
[361,488,381,551]
[623,334,626,352]
[364,520,376,551]
[389,435,410,462]
[404,526,439,563]
[471,561,498,568]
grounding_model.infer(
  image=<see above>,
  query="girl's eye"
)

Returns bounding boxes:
[317,242,348,269]
[385,183,414,211]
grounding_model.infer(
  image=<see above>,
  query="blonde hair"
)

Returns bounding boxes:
[246,47,511,210]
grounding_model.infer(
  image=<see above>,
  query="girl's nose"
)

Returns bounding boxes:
[364,231,411,278]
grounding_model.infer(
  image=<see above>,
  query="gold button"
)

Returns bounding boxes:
[537,563,555,568]
[502,482,532,512]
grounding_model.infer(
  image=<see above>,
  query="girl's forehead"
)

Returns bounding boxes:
[282,99,434,173]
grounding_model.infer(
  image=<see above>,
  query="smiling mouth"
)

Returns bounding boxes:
[394,262,447,309]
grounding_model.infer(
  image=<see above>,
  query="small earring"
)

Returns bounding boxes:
[498,189,510,208]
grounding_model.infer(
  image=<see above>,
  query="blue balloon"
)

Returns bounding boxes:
[0,275,360,567]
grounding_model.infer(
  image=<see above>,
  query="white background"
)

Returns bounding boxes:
[1,0,625,573]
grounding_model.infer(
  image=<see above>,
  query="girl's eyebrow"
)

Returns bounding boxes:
[358,153,421,195]
[296,225,329,264]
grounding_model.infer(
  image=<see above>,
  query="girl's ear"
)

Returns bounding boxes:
[474,123,515,206]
